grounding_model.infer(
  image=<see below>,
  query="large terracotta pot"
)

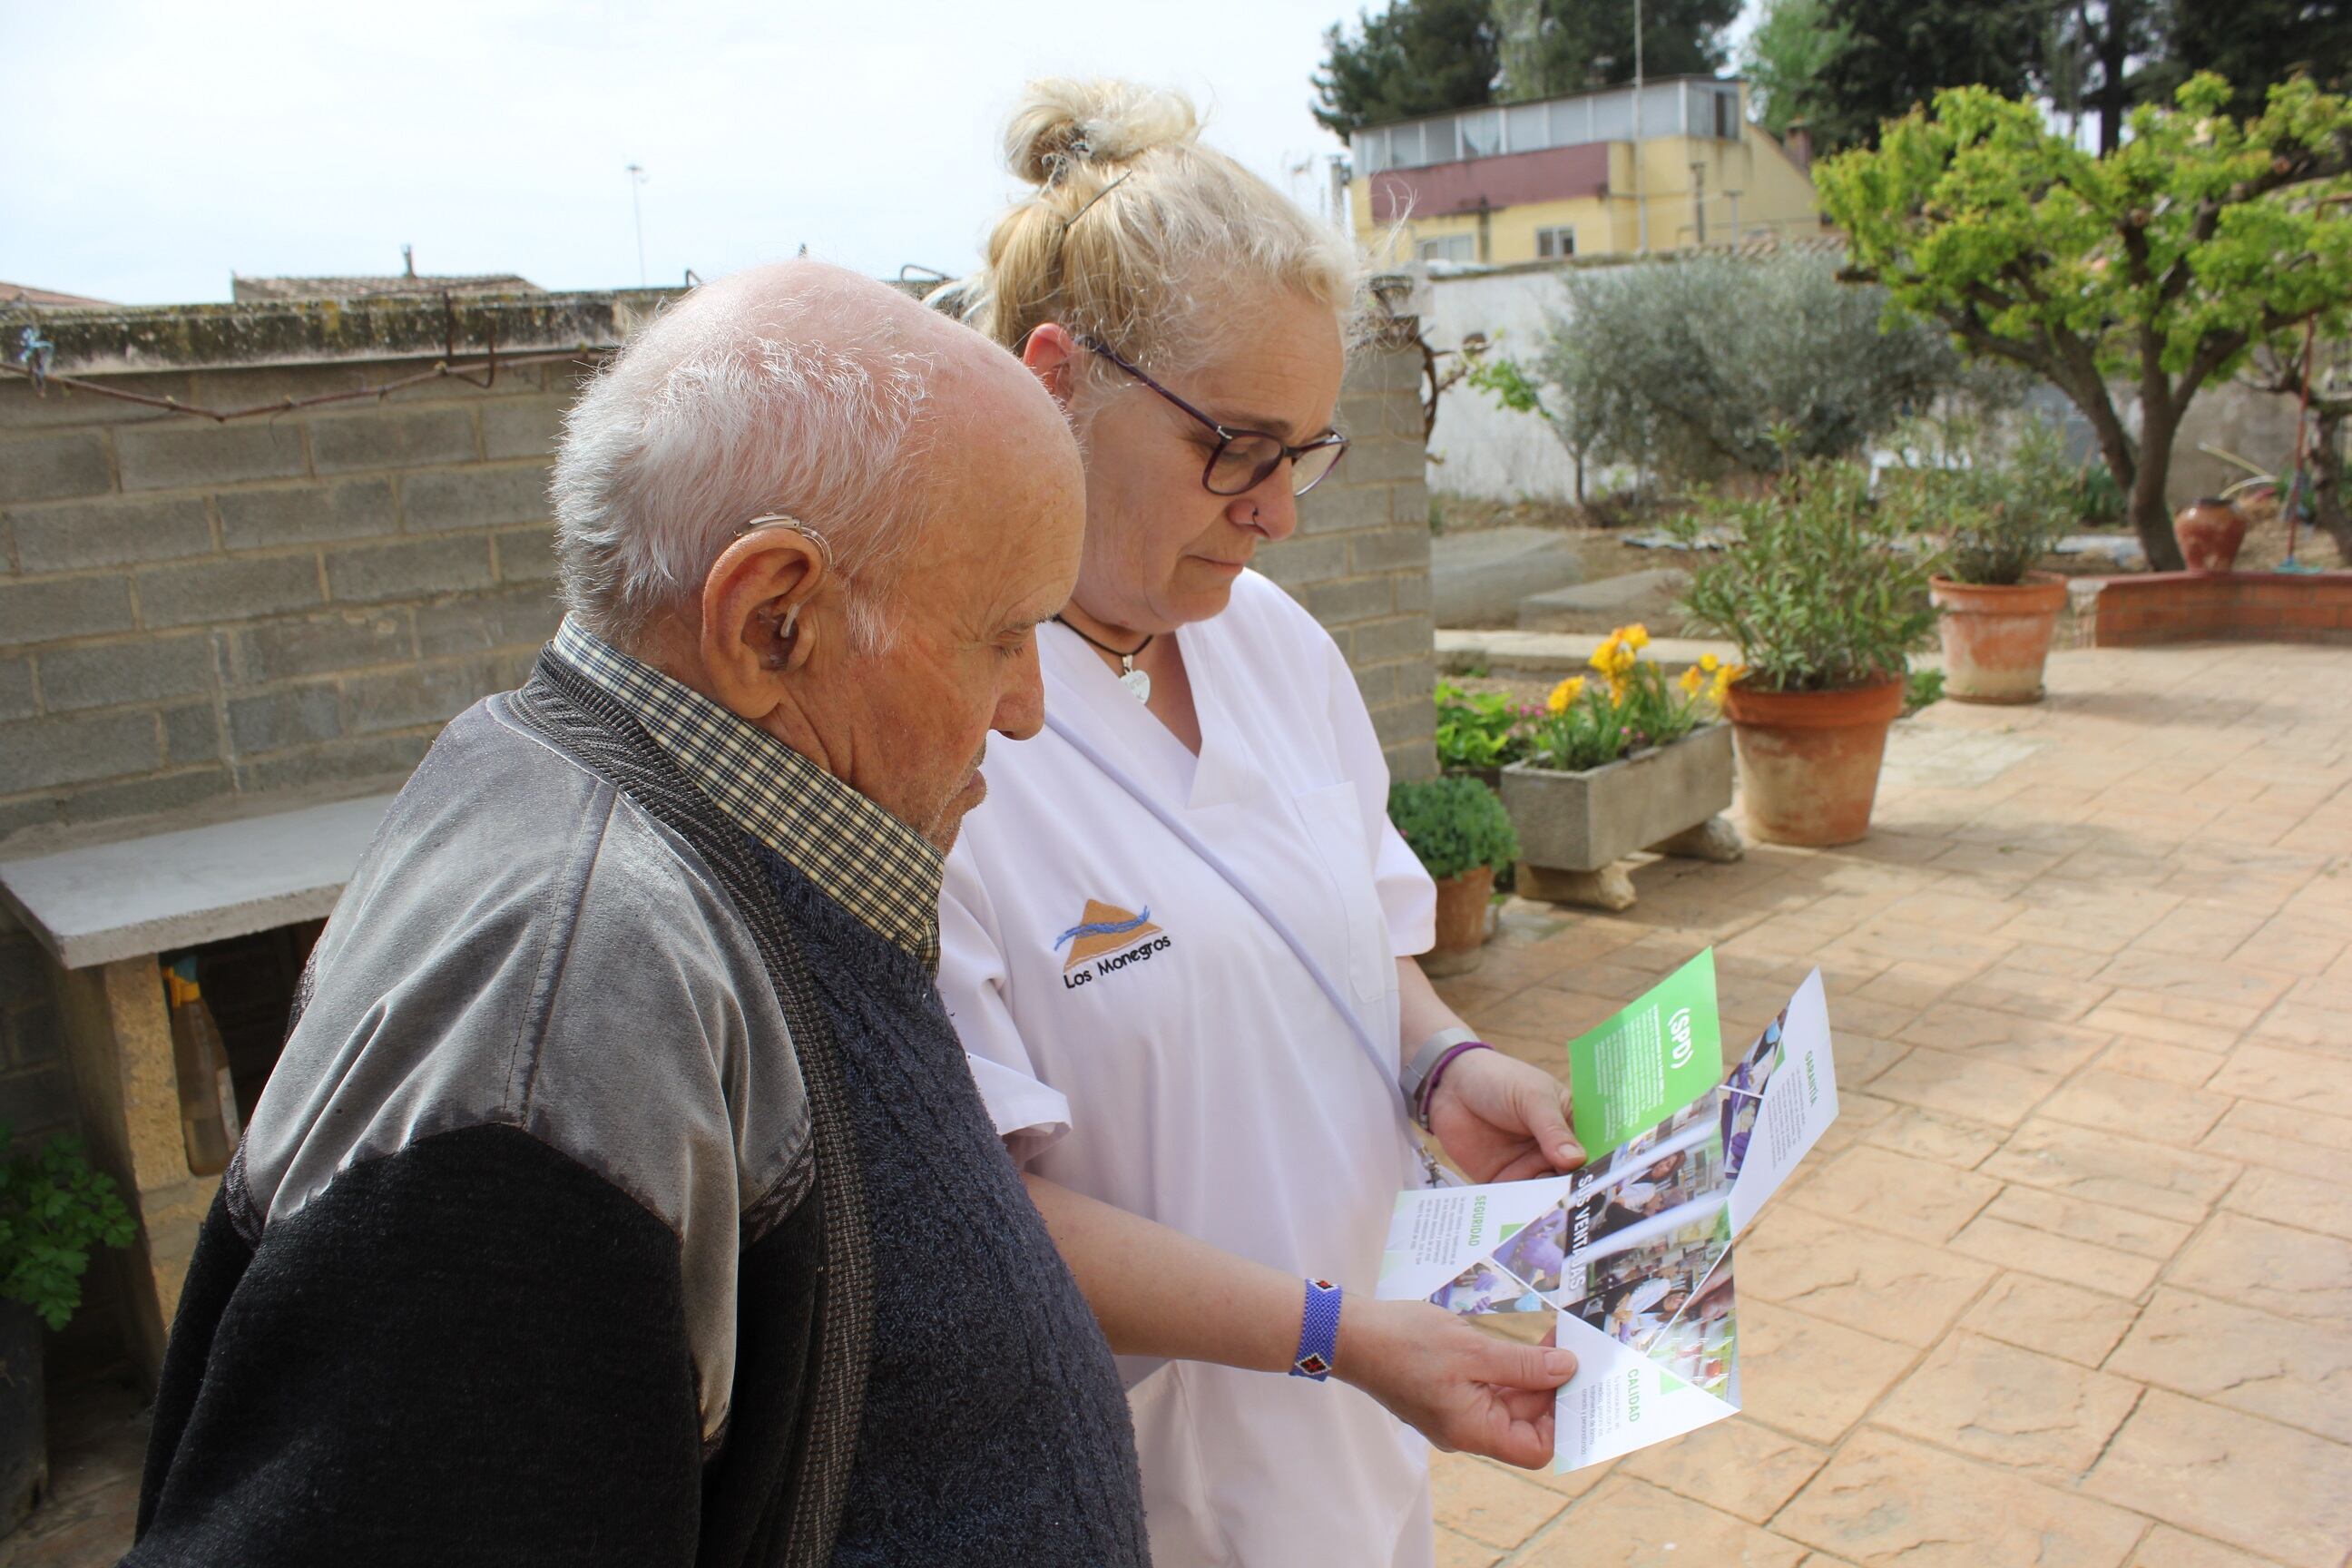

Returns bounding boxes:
[1423,865,1494,977]
[2173,497,2247,573]
[1930,573,2067,705]
[1721,677,1906,848]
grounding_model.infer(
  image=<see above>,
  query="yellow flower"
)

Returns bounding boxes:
[1546,676,1586,714]
[1679,666,1705,696]
[1709,663,1745,704]
[1588,637,1620,676]
[1699,653,1720,673]
[1621,624,1651,652]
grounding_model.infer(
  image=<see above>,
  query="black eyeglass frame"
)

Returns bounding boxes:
[1078,336,1349,497]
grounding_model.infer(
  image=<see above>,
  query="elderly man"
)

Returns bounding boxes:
[128,263,1149,1567]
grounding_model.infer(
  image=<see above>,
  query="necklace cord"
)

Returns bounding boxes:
[1052,613,1155,663]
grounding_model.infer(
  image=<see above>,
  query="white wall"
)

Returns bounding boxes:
[1420,265,1592,506]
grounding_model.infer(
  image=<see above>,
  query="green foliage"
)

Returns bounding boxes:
[1311,0,1500,137]
[2154,0,2352,123]
[0,1129,135,1332]
[1883,417,2078,584]
[1906,667,1947,711]
[1521,645,1720,771]
[1811,0,2045,151]
[1436,681,1533,770]
[1497,0,1740,98]
[1388,775,1521,881]
[2065,461,2127,526]
[1534,253,2001,489]
[1818,77,2352,571]
[1740,0,1849,139]
[1463,348,1548,417]
[1675,462,1940,691]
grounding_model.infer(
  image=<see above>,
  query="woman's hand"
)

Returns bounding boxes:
[1427,1048,1583,1183]
[1336,1297,1577,1469]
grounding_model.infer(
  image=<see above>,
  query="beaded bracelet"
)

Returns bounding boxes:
[1290,1278,1343,1380]
[1414,1039,1493,1130]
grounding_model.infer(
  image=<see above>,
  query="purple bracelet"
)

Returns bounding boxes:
[1415,1040,1492,1130]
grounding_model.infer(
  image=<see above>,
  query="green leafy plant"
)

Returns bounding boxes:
[0,1129,135,1331]
[1388,776,1521,882]
[1522,626,1730,771]
[1884,419,2078,585]
[1676,462,1940,692]
[1435,681,1532,772]
[1906,667,1946,713]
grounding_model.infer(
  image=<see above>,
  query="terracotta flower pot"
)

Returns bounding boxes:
[1930,573,2067,705]
[2173,497,2247,573]
[1423,865,1494,977]
[1720,677,1906,848]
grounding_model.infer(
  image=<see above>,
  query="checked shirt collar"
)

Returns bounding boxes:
[551,617,945,969]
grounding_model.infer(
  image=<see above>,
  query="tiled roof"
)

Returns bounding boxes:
[229,273,543,303]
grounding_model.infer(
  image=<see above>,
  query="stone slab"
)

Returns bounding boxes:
[1516,565,1691,634]
[1435,627,1740,678]
[1430,526,1586,627]
[0,792,394,966]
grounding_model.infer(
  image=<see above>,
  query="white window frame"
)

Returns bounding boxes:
[1535,226,1577,260]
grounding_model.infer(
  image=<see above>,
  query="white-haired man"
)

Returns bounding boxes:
[127,263,1150,1567]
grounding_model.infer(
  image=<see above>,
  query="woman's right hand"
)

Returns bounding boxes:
[1335,1297,1577,1469]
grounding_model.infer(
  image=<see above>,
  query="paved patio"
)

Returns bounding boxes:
[5,640,2349,1567]
[1426,639,2352,1568]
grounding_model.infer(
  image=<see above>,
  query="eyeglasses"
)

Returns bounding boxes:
[1079,337,1348,497]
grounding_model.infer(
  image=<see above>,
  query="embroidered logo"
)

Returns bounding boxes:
[1054,898,1173,988]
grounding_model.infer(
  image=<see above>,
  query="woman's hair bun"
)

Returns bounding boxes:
[1004,78,1200,186]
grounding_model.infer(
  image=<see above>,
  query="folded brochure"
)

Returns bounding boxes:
[1377,951,1838,1470]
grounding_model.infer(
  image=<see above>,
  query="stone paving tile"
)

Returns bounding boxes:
[1946,1212,2163,1298]
[1853,1102,2008,1168]
[2126,1526,2298,1568]
[1738,1206,1995,1347]
[1867,1044,2062,1129]
[1984,1118,2239,1224]
[1737,1300,1920,1447]
[2034,1065,2234,1145]
[1614,1412,1828,1524]
[1430,1453,1570,1551]
[1518,1476,1807,1568]
[2105,1286,2352,1446]
[2081,998,2240,1054]
[1871,1331,2143,1479]
[2197,1099,2352,1181]
[1435,1526,1504,1568]
[2091,1037,2224,1087]
[1957,1270,2141,1367]
[1775,1426,2148,1568]
[2090,950,2300,1020]
[1783,1145,2001,1243]
[2084,1389,2352,1568]
[2163,1213,2352,1325]
[2220,1163,2352,1241]
[1896,1001,2112,1073]
[1981,1184,2196,1261]
[1824,1032,1907,1087]
[2207,1042,2352,1120]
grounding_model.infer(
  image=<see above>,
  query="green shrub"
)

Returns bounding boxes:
[0,1129,135,1331]
[1521,627,1727,772]
[1435,681,1530,772]
[1885,419,2076,586]
[1906,668,1946,713]
[1389,776,1520,882]
[1676,462,1939,692]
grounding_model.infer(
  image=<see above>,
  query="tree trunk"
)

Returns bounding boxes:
[2131,400,2189,573]
[2308,408,2352,565]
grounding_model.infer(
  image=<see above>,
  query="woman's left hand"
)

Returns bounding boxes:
[1427,1049,1583,1182]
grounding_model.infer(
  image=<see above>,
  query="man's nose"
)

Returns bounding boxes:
[995,642,1047,741]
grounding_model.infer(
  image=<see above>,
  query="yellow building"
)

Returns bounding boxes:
[1348,77,1821,265]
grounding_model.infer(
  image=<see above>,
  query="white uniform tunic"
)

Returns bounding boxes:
[938,572,1439,1568]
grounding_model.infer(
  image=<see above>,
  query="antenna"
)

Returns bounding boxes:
[401,243,416,279]
[626,163,650,286]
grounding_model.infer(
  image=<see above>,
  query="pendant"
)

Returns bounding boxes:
[1119,662,1152,702]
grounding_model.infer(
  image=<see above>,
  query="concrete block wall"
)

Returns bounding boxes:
[1264,337,1439,782]
[0,361,581,842]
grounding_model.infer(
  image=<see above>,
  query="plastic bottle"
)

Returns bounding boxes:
[163,957,242,1177]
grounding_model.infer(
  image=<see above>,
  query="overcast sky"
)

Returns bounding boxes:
[6,0,1759,307]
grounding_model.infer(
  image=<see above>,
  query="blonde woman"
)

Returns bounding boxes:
[934,82,1587,1566]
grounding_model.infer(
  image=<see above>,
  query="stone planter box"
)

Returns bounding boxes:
[1500,724,1739,910]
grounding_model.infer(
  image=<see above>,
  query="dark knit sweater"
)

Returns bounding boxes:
[757,848,1148,1565]
[129,660,1146,1567]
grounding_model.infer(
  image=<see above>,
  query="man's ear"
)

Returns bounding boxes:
[1021,322,1082,411]
[698,529,828,720]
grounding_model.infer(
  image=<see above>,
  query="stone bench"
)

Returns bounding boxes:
[0,793,394,1376]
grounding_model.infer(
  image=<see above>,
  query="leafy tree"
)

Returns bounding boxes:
[1741,0,1849,139]
[1312,0,1500,137]
[1503,0,1741,97]
[1524,252,1990,490]
[1809,0,2045,150]
[1820,76,2352,572]
[2046,0,2169,154]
